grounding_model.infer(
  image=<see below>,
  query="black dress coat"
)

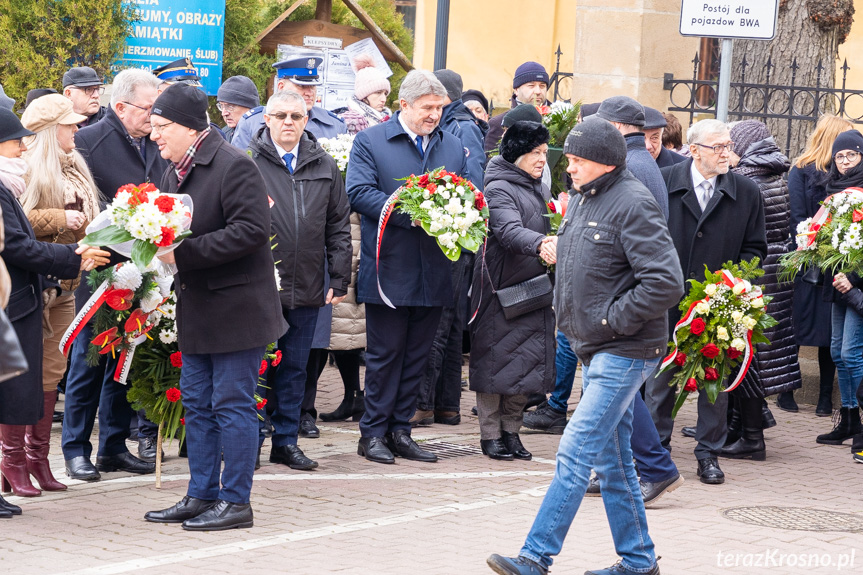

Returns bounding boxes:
[787,162,833,347]
[160,130,287,355]
[0,184,80,424]
[468,156,555,396]
[662,159,768,330]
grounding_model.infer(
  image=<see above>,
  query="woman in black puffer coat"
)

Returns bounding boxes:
[469,121,556,462]
[720,120,802,461]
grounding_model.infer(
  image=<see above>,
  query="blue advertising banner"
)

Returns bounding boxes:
[115,0,226,95]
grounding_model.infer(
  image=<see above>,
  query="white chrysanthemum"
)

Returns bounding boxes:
[126,203,164,242]
[112,263,143,291]
[159,328,177,345]
[140,289,163,313]
[160,302,176,320]
[154,275,173,298]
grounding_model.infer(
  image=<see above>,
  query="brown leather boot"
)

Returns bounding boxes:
[25,391,66,491]
[0,425,41,497]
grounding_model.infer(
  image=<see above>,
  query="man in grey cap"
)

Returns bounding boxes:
[643,106,686,168]
[216,75,260,142]
[596,95,668,218]
[231,56,346,151]
[487,115,682,575]
[62,66,106,127]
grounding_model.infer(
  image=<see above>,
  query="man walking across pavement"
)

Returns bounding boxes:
[249,89,352,471]
[346,70,467,464]
[645,119,766,485]
[487,115,683,575]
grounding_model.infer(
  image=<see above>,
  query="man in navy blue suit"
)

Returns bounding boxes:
[346,70,467,464]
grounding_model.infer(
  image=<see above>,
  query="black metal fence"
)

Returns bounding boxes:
[548,45,573,103]
[664,53,863,156]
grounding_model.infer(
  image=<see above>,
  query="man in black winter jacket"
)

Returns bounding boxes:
[249,90,351,471]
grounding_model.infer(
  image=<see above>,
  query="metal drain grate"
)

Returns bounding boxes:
[418,442,483,459]
[722,506,863,533]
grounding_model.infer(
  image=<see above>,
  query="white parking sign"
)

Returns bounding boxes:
[680,0,779,40]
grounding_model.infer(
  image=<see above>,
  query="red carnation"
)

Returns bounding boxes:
[128,188,149,207]
[683,378,698,392]
[259,360,268,375]
[256,399,268,410]
[154,195,176,213]
[705,367,719,381]
[854,210,863,223]
[272,350,282,366]
[426,184,437,195]
[700,343,720,359]
[690,317,706,336]
[139,182,158,193]
[117,183,136,196]
[165,387,181,402]
[156,227,176,247]
[536,105,552,116]
[727,347,743,360]
[180,417,185,426]
[673,351,687,366]
[170,351,183,368]
[105,289,134,310]
[547,201,557,214]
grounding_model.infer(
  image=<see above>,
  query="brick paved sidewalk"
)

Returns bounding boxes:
[2,363,862,575]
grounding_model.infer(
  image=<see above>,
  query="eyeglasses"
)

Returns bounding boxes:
[217,102,238,113]
[834,151,861,164]
[122,101,151,115]
[150,121,175,134]
[694,142,734,154]
[267,111,306,122]
[72,85,105,96]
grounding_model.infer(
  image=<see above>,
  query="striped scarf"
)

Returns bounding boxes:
[174,128,211,184]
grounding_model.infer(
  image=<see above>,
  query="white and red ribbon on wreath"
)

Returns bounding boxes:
[795,188,863,249]
[660,271,763,393]
[375,190,401,308]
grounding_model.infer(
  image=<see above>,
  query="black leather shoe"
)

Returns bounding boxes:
[386,430,438,462]
[775,391,798,413]
[270,444,318,470]
[181,499,253,531]
[145,496,217,523]
[681,426,696,438]
[357,436,395,464]
[480,438,514,461]
[585,475,601,497]
[65,456,101,481]
[501,431,532,460]
[52,410,64,423]
[0,494,21,515]
[697,457,725,485]
[298,413,320,438]
[720,436,766,461]
[522,401,567,435]
[641,474,684,507]
[137,436,161,463]
[761,401,777,428]
[96,452,156,474]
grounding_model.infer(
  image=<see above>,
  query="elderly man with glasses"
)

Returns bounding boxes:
[644,118,766,486]
[62,66,107,128]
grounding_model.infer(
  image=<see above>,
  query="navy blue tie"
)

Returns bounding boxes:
[282,152,294,174]
[415,135,424,159]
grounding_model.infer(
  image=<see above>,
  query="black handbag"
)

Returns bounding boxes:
[494,273,554,320]
[0,306,28,383]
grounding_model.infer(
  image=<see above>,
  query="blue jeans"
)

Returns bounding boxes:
[180,346,266,504]
[520,353,659,572]
[270,307,319,446]
[831,303,863,408]
[548,331,579,413]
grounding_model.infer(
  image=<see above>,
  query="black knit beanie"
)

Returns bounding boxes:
[503,104,543,128]
[152,83,209,131]
[500,121,550,164]
[831,129,863,158]
[563,116,627,167]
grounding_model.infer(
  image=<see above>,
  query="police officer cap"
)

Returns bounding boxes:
[274,57,323,86]
[153,57,202,87]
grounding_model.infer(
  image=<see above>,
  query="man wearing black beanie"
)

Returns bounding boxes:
[488,116,683,575]
[143,83,287,531]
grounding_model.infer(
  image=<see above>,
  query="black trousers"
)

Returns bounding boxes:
[359,303,442,438]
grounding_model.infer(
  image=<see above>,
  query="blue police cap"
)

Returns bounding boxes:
[273,57,323,86]
[153,57,202,87]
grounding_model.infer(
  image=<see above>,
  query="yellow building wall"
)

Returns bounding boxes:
[838,17,863,121]
[414,0,577,110]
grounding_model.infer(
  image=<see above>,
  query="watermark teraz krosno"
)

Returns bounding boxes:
[717,549,857,571]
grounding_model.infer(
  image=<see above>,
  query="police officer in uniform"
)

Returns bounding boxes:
[153,57,226,139]
[230,56,346,151]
